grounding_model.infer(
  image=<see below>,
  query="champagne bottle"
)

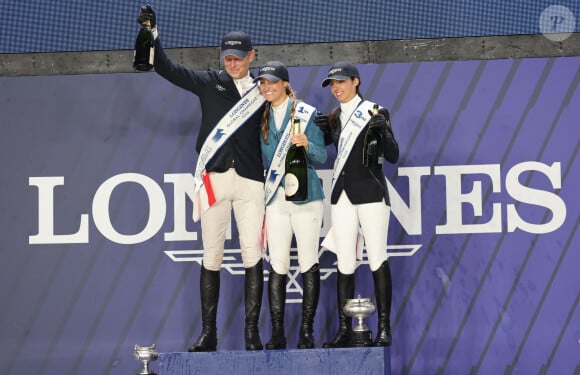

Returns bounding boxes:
[133,19,154,71]
[362,104,383,168]
[285,118,308,201]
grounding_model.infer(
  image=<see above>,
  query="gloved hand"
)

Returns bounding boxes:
[367,113,387,128]
[137,4,156,28]
[367,107,392,130]
[314,113,331,132]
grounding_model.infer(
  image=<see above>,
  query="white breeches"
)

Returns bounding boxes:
[331,192,390,274]
[266,187,323,274]
[200,169,265,271]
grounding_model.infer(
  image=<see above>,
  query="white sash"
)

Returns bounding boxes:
[264,102,315,204]
[330,100,378,193]
[322,100,379,258]
[192,84,266,222]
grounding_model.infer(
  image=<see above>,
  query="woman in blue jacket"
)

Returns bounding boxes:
[255,61,327,349]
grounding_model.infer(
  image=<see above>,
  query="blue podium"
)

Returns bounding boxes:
[157,347,390,375]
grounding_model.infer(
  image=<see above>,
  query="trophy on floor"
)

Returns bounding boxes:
[133,344,159,375]
[344,295,376,347]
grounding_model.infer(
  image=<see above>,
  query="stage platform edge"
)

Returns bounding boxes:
[156,346,391,375]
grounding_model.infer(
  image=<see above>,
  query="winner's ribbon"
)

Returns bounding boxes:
[330,100,378,193]
[202,172,216,207]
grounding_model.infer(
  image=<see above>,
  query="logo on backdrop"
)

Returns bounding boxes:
[163,246,423,304]
[28,162,567,302]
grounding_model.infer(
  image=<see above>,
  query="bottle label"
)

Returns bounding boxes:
[285,174,300,196]
[149,46,154,65]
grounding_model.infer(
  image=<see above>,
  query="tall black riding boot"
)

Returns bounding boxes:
[188,265,220,352]
[265,270,287,350]
[372,260,392,346]
[322,271,354,348]
[244,259,264,350]
[297,264,320,349]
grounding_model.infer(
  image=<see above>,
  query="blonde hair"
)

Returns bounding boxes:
[261,83,298,144]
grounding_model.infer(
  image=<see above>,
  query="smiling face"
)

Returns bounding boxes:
[223,50,255,79]
[258,78,288,107]
[328,77,360,103]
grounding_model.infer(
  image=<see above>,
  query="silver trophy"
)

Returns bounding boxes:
[344,295,376,347]
[133,344,159,375]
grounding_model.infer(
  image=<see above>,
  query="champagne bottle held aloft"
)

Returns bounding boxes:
[362,103,383,168]
[133,19,154,71]
[285,118,308,201]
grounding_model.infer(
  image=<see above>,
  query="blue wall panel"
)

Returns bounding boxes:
[2,0,579,53]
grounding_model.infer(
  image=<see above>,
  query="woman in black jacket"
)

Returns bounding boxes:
[314,62,399,348]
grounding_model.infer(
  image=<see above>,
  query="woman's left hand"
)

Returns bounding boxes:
[291,134,309,150]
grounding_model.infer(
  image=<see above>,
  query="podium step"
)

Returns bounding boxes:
[157,347,390,375]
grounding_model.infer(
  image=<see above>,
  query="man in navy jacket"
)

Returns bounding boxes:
[138,5,266,352]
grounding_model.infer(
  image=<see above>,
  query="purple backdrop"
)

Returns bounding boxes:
[1,57,579,374]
